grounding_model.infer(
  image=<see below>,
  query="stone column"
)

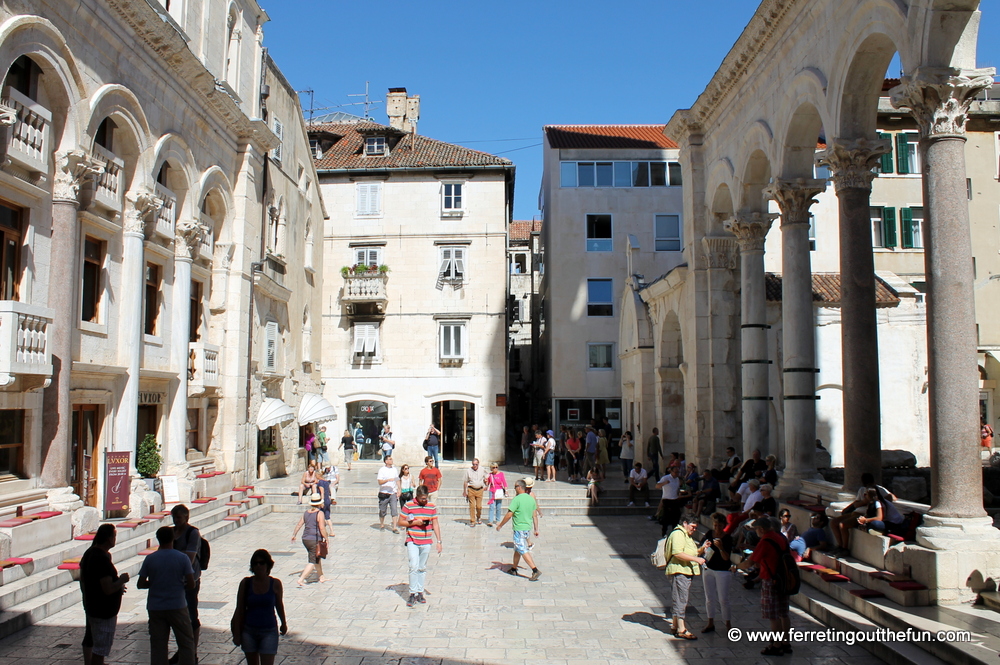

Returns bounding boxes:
[41,151,103,488]
[891,67,1000,549]
[819,138,889,492]
[725,212,775,459]
[700,236,740,466]
[166,220,205,473]
[765,179,825,497]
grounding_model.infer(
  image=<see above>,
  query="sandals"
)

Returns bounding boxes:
[674,631,697,640]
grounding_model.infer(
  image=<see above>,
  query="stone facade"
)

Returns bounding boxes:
[507,220,544,430]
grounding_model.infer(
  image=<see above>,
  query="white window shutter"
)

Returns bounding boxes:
[439,249,452,277]
[454,324,464,358]
[370,183,381,214]
[353,325,366,354]
[355,248,366,266]
[272,120,283,162]
[264,321,279,372]
[371,323,381,357]
[453,248,465,279]
[357,184,369,215]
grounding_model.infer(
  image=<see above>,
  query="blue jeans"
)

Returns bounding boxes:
[427,445,440,467]
[865,520,887,534]
[489,499,503,524]
[789,536,807,557]
[406,542,431,594]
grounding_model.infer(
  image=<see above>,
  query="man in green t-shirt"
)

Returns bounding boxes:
[496,479,541,581]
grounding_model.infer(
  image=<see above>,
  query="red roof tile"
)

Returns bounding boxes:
[544,125,678,150]
[509,220,542,241]
[766,273,899,307]
[309,121,512,170]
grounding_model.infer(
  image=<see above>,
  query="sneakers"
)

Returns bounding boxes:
[627,502,635,507]
[529,569,542,582]
[416,592,427,604]
[406,594,416,608]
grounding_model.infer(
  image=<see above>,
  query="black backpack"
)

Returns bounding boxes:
[762,536,800,596]
[186,526,211,570]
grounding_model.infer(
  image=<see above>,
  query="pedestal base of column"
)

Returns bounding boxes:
[916,514,1000,551]
[772,472,821,500]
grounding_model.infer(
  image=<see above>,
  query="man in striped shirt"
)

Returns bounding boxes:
[398,485,443,608]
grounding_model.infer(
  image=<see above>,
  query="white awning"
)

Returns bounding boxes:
[298,393,337,425]
[256,398,295,431]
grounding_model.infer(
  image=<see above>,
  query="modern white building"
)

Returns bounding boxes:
[312,91,515,468]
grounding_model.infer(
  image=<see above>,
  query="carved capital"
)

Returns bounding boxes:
[52,150,104,204]
[0,103,16,127]
[124,190,161,236]
[889,67,995,139]
[700,236,739,270]
[175,219,208,259]
[817,138,890,193]
[764,178,825,227]
[724,211,776,253]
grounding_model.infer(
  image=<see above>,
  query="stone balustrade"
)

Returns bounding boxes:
[91,143,124,214]
[188,342,221,395]
[342,273,388,312]
[2,87,50,175]
[0,301,55,390]
[153,182,176,238]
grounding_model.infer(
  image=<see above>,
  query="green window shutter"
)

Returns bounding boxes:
[900,208,914,249]
[883,207,897,248]
[895,134,910,175]
[878,133,893,173]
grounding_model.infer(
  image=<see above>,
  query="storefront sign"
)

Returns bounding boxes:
[495,394,506,407]
[159,475,180,503]
[105,451,131,513]
[139,392,164,405]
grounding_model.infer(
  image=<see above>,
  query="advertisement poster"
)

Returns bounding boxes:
[105,451,131,513]
[159,475,180,504]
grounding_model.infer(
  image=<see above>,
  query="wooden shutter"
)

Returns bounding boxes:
[452,248,465,280]
[878,133,893,173]
[356,184,369,215]
[369,183,381,214]
[264,321,279,372]
[900,208,914,249]
[895,134,910,175]
[353,324,367,354]
[882,207,897,248]
[439,248,452,278]
[272,120,283,162]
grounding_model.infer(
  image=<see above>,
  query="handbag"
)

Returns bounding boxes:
[401,491,414,503]
[422,439,430,450]
[493,488,505,500]
[317,539,328,559]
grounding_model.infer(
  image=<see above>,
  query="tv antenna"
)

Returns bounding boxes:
[347,81,382,119]
[298,83,383,125]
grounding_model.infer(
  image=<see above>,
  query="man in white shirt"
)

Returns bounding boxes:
[627,463,650,507]
[377,456,401,533]
[655,466,682,536]
[741,478,762,514]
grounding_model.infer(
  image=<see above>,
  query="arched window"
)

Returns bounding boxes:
[225,7,241,86]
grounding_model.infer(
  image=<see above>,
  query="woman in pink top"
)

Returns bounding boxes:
[485,462,508,526]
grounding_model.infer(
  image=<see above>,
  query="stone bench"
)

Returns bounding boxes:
[0,512,72,558]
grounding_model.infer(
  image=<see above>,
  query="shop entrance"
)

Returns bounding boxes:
[433,400,475,461]
[346,400,388,460]
[71,405,101,507]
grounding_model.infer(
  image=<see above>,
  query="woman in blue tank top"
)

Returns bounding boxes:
[231,549,287,665]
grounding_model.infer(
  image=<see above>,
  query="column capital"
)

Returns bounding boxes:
[700,236,738,270]
[175,218,207,259]
[889,66,996,139]
[724,211,776,253]
[123,189,161,237]
[764,178,825,227]
[52,149,104,204]
[817,138,890,193]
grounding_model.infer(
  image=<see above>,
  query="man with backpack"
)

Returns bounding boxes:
[734,517,797,656]
[171,505,207,664]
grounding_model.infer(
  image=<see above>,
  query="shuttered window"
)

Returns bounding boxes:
[440,322,466,360]
[356,182,382,216]
[264,321,279,373]
[352,323,380,359]
[272,119,283,162]
[439,246,466,281]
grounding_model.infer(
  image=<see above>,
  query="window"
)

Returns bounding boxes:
[654,214,681,251]
[0,409,24,477]
[272,119,283,162]
[356,182,382,217]
[895,133,920,174]
[668,162,683,186]
[95,118,115,152]
[439,322,466,360]
[439,246,466,282]
[587,279,613,316]
[509,347,521,374]
[870,207,896,249]
[189,281,202,342]
[365,136,386,156]
[0,202,22,301]
[588,343,614,370]
[808,214,817,252]
[512,299,524,322]
[5,56,40,100]
[354,247,382,268]
[560,161,577,187]
[144,263,160,335]
[586,214,612,251]
[187,408,199,453]
[901,207,924,249]
[877,132,894,173]
[264,320,279,373]
[512,253,526,274]
[560,161,682,188]
[352,323,380,360]
[81,237,103,322]
[442,183,463,214]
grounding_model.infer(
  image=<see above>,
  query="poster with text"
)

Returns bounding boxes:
[105,451,131,513]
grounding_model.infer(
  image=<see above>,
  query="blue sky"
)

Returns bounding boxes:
[262,1,999,221]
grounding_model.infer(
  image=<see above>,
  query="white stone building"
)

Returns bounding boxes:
[0,0,325,514]
[312,91,514,468]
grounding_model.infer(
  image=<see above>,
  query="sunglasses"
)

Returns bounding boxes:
[251,560,269,566]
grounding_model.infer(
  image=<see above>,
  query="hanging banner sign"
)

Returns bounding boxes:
[105,451,131,513]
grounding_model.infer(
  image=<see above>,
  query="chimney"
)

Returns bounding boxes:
[386,87,420,134]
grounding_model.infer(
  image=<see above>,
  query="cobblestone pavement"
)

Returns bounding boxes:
[0,502,885,665]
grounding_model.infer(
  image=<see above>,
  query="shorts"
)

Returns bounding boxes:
[533,450,544,466]
[303,538,319,564]
[513,530,531,555]
[545,451,555,466]
[82,615,117,657]
[241,625,279,655]
[760,579,789,619]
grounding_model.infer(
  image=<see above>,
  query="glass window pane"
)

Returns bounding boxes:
[614,162,631,187]
[588,279,613,303]
[560,162,577,187]
[443,327,452,356]
[596,162,613,187]
[650,162,667,186]
[668,162,683,186]
[454,325,462,356]
[632,162,649,187]
[578,163,595,187]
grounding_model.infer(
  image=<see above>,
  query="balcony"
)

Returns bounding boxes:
[341,273,388,314]
[1,87,51,175]
[188,342,221,395]
[91,143,124,214]
[153,182,176,238]
[198,213,215,262]
[0,301,54,391]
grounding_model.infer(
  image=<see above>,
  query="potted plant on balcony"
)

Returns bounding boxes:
[137,433,162,489]
[340,266,351,278]
[378,264,390,275]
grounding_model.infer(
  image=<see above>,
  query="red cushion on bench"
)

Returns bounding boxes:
[0,518,32,527]
[117,521,145,529]
[805,505,827,512]
[869,570,897,580]
[799,564,827,571]
[889,581,927,591]
[820,573,850,582]
[6,557,31,565]
[849,589,885,598]
[75,533,96,540]
[144,513,168,520]
[248,495,264,500]
[195,473,215,479]
[887,534,904,543]
[30,511,63,519]
[139,548,157,556]
[57,562,80,570]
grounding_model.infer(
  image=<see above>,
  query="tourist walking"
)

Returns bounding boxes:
[338,429,354,470]
[735,517,792,655]
[619,431,635,481]
[377,456,401,532]
[290,493,332,586]
[398,485,443,607]
[700,513,733,634]
[585,426,599,474]
[596,429,610,479]
[544,430,558,481]
[170,504,203,664]
[380,425,395,461]
[316,471,333,521]
[399,464,415,504]
[656,466,682,536]
[303,427,318,465]
[418,456,442,502]
[486,462,508,526]
[520,425,531,466]
[646,427,661,479]
[297,462,320,505]
[136,527,196,665]
[531,430,546,480]
[462,458,489,526]
[80,524,129,665]
[426,423,442,467]
[496,479,541,580]
[662,513,706,640]
[316,426,329,466]
[230,549,287,665]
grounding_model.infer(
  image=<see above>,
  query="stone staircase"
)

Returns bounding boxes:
[0,486,271,640]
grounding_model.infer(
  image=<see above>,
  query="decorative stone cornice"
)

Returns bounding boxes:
[175,219,208,259]
[889,67,996,139]
[124,190,161,236]
[52,150,104,204]
[817,138,890,193]
[764,178,825,227]
[725,211,776,253]
[701,236,739,270]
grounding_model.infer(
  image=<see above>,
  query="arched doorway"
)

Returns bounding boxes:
[433,401,475,461]
[346,400,388,460]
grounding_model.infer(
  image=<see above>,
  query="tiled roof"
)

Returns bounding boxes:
[766,273,900,307]
[544,125,678,150]
[309,121,513,170]
[509,220,542,240]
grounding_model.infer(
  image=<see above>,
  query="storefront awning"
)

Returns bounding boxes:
[298,393,337,425]
[256,398,295,431]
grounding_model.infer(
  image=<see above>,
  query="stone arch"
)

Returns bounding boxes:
[775,71,832,179]
[705,160,736,234]
[658,310,685,454]
[660,310,683,368]
[151,133,197,222]
[84,85,153,201]
[197,166,233,247]
[739,148,773,213]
